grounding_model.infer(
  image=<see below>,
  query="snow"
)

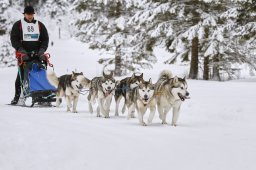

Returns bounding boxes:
[1,24,256,170]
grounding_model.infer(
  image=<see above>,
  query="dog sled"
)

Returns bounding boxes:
[14,52,57,107]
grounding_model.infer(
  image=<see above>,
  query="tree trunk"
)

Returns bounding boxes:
[212,55,221,81]
[114,45,122,76]
[189,37,199,79]
[203,56,209,80]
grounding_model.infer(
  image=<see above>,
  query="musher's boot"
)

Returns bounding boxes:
[10,96,19,105]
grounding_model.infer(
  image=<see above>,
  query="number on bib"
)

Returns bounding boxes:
[27,26,34,32]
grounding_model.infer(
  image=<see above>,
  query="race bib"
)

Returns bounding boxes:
[21,19,40,41]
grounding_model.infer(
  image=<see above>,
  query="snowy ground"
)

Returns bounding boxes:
[1,30,256,170]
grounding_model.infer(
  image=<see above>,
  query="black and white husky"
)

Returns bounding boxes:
[127,79,156,126]
[87,71,116,118]
[47,71,90,113]
[155,70,190,126]
[114,73,144,116]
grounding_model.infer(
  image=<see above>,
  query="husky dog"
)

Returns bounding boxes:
[127,79,156,126]
[155,70,190,126]
[114,73,144,116]
[87,71,116,118]
[47,71,90,113]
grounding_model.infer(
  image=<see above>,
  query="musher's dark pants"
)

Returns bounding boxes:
[14,65,24,99]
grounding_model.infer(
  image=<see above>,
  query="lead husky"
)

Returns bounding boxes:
[115,73,144,116]
[155,70,190,126]
[47,71,90,113]
[87,71,116,118]
[127,79,156,126]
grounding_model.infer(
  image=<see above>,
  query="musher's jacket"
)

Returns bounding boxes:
[10,18,49,53]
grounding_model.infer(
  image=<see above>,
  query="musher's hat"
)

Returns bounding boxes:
[23,6,35,14]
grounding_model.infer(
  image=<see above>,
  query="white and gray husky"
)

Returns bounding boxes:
[87,71,116,118]
[47,71,90,113]
[127,78,156,126]
[155,70,190,126]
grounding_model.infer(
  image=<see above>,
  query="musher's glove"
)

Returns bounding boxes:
[38,48,46,58]
[18,47,27,55]
[18,48,29,61]
[39,54,47,61]
[22,54,30,61]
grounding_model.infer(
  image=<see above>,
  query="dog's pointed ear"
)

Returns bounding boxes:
[132,73,135,78]
[140,73,143,78]
[80,72,83,75]
[183,76,186,80]
[149,78,152,84]
[71,71,75,79]
[173,76,178,83]
[116,80,120,86]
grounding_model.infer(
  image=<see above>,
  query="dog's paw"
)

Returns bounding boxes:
[162,121,167,124]
[127,113,133,120]
[73,110,78,113]
[104,115,110,118]
[171,123,177,127]
[140,122,147,126]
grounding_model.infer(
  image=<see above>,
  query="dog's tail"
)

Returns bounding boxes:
[158,70,173,80]
[47,71,59,88]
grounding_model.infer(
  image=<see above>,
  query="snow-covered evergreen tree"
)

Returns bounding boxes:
[0,0,10,36]
[0,0,16,67]
[39,0,72,19]
[158,0,256,80]
[203,0,256,80]
[233,0,256,70]
[72,0,156,75]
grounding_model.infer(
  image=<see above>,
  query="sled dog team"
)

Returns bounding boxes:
[47,70,190,126]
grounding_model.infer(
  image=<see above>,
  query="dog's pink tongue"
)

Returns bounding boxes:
[105,91,111,96]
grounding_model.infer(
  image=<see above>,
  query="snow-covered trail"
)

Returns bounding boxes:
[1,34,256,170]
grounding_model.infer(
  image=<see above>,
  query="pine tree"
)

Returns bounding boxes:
[235,0,256,70]
[72,0,156,75]
[0,0,15,67]
[39,0,71,19]
[0,0,10,36]
[204,0,256,80]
